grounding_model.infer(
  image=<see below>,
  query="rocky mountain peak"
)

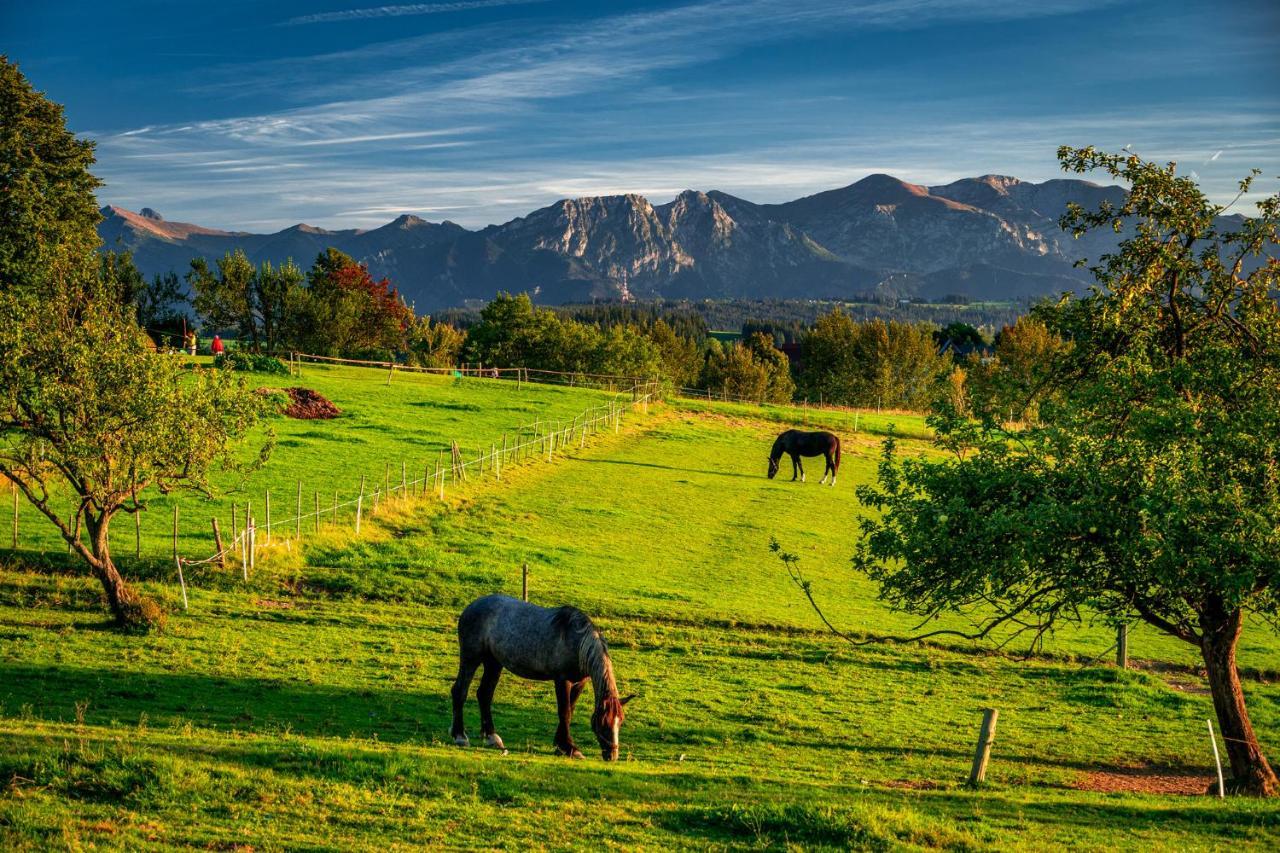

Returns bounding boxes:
[139,207,164,221]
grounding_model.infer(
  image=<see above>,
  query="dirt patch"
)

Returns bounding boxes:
[1076,764,1213,795]
[282,387,341,420]
[254,599,296,609]
[880,778,941,790]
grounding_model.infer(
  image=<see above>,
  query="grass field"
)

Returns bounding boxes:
[1,367,1278,850]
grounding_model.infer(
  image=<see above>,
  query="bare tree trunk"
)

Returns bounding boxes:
[83,511,157,631]
[1201,603,1278,796]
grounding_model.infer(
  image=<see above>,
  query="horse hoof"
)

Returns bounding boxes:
[556,745,585,759]
[454,734,470,747]
[485,733,506,750]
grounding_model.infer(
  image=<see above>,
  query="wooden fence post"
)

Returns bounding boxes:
[264,489,271,545]
[248,516,256,575]
[356,475,365,535]
[314,492,320,532]
[401,460,407,494]
[296,481,302,540]
[175,557,189,611]
[211,518,225,568]
[1116,624,1129,669]
[522,563,529,601]
[968,708,999,786]
[384,462,390,497]
[332,491,338,523]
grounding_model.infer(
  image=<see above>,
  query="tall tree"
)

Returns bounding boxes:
[0,60,271,629]
[852,148,1280,795]
[0,56,102,300]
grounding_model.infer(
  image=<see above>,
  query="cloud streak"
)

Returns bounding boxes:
[283,0,549,26]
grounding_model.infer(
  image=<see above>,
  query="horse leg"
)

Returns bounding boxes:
[794,454,805,483]
[450,658,480,746]
[553,678,583,759]
[477,659,506,750]
[821,451,833,485]
[567,679,586,719]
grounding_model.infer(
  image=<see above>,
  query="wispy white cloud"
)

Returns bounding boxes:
[283,0,549,27]
[87,0,1278,232]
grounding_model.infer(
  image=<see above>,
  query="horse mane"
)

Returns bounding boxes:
[551,605,618,702]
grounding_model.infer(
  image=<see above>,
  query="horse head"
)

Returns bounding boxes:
[591,693,634,761]
[767,456,780,479]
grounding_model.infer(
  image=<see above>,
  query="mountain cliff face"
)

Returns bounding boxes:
[98,173,1137,310]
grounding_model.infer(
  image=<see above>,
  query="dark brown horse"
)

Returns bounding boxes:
[451,594,634,760]
[768,429,841,485]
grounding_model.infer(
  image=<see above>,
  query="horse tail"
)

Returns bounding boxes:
[833,435,841,472]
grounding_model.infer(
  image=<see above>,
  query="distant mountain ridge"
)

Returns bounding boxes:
[98,173,1135,311]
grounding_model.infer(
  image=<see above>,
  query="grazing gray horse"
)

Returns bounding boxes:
[451,594,634,760]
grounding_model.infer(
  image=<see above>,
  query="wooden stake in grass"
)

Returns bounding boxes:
[401,459,407,494]
[384,462,390,497]
[211,517,225,568]
[333,491,338,524]
[968,708,998,786]
[356,475,365,535]
[1208,719,1226,798]
[1116,624,1129,669]
[175,557,188,611]
[296,481,302,540]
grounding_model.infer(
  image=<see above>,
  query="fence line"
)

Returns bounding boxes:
[156,387,657,603]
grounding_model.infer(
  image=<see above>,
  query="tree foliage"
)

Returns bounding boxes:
[853,147,1280,795]
[799,312,951,408]
[0,60,271,629]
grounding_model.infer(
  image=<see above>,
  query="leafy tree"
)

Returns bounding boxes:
[188,250,257,346]
[799,312,951,409]
[291,250,411,358]
[407,316,464,368]
[0,56,101,300]
[744,331,796,403]
[99,253,189,342]
[254,260,303,355]
[852,148,1280,795]
[0,61,271,630]
[596,324,663,379]
[647,319,701,388]
[699,339,771,401]
[966,316,1069,422]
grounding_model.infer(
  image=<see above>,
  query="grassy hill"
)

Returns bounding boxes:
[1,366,1278,850]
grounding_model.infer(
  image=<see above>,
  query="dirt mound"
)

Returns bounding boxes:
[283,387,341,420]
[1077,764,1213,795]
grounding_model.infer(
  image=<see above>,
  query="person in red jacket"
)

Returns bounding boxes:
[211,335,225,359]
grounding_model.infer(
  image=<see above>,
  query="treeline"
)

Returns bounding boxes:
[117,246,1052,412]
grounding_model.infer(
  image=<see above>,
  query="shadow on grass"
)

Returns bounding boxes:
[576,458,759,480]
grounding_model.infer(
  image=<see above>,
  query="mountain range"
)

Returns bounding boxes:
[98,174,1136,311]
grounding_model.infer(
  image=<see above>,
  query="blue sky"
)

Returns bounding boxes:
[6,0,1278,231]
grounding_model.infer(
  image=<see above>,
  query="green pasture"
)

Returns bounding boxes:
[3,360,621,560]
[1,372,1278,850]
